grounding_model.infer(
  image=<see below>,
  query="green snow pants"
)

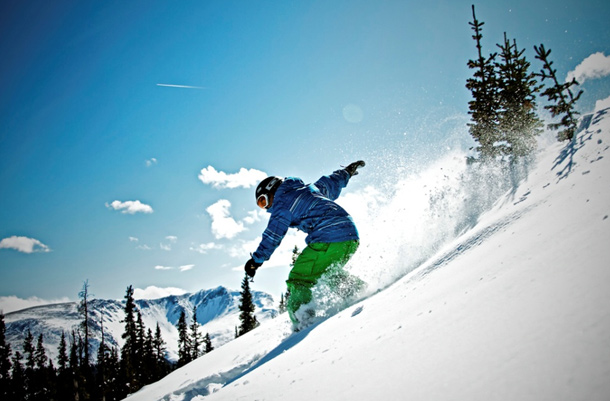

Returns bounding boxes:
[286,240,360,325]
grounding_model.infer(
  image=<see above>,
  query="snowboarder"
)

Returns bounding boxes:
[244,161,366,326]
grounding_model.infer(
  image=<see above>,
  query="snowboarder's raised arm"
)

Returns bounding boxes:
[314,161,365,200]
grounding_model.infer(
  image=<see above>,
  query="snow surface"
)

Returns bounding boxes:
[126,97,610,401]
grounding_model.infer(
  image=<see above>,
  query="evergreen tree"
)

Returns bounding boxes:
[135,311,147,384]
[0,313,12,401]
[105,347,121,401]
[96,315,111,401]
[143,327,155,384]
[190,305,203,360]
[23,329,35,370]
[495,33,543,160]
[78,279,93,369]
[278,292,286,314]
[152,323,169,380]
[534,44,583,141]
[203,333,214,354]
[466,4,501,160]
[238,273,259,336]
[32,333,53,401]
[34,333,47,371]
[56,331,72,401]
[57,331,68,372]
[177,310,190,367]
[120,285,139,396]
[10,351,25,401]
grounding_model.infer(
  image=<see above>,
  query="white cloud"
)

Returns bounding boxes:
[190,242,222,254]
[243,209,265,225]
[0,236,51,253]
[136,244,152,250]
[129,236,139,242]
[206,199,246,239]
[152,264,194,272]
[133,286,187,300]
[566,52,610,83]
[160,236,178,251]
[0,295,71,314]
[179,264,195,272]
[227,237,262,259]
[198,166,267,189]
[106,200,153,214]
[145,157,158,167]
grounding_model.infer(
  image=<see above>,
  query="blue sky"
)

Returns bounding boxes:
[1,0,609,311]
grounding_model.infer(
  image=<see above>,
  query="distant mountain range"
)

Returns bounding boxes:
[4,286,277,362]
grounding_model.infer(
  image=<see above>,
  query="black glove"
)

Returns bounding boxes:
[245,258,262,278]
[345,160,366,177]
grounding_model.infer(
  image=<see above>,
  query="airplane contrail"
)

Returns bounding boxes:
[156,83,205,89]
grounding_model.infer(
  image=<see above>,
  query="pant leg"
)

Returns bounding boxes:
[286,240,359,324]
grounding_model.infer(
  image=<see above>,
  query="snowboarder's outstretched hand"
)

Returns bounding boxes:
[245,258,262,279]
[345,160,366,177]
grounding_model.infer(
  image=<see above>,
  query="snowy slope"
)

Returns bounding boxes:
[5,286,277,362]
[126,97,610,401]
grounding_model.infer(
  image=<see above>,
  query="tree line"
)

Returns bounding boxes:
[0,282,218,401]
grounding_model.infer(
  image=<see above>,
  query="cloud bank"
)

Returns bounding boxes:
[106,200,153,214]
[133,286,188,300]
[198,166,267,189]
[566,52,610,83]
[0,295,70,314]
[0,236,51,253]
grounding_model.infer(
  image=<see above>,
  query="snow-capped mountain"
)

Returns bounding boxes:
[123,96,610,401]
[4,286,277,362]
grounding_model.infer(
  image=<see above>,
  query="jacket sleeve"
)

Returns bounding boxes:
[313,169,350,201]
[252,210,291,263]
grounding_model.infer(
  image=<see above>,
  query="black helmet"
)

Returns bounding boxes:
[255,176,283,209]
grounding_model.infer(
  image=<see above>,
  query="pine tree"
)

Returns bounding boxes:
[0,313,12,401]
[278,292,286,314]
[10,351,25,401]
[152,323,168,380]
[190,305,203,360]
[534,44,583,141]
[55,331,72,401]
[120,285,140,397]
[105,347,121,401]
[177,310,190,367]
[32,333,52,401]
[34,333,47,370]
[203,333,214,354]
[23,329,35,370]
[96,315,111,401]
[495,33,543,160]
[238,273,259,336]
[57,331,68,372]
[78,279,93,369]
[135,311,148,384]
[466,4,501,160]
[142,327,155,384]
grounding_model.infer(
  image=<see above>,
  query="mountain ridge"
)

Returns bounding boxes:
[4,286,278,362]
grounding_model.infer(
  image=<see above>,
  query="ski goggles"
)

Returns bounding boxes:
[257,194,270,209]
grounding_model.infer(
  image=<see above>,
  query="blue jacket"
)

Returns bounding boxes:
[252,169,359,264]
